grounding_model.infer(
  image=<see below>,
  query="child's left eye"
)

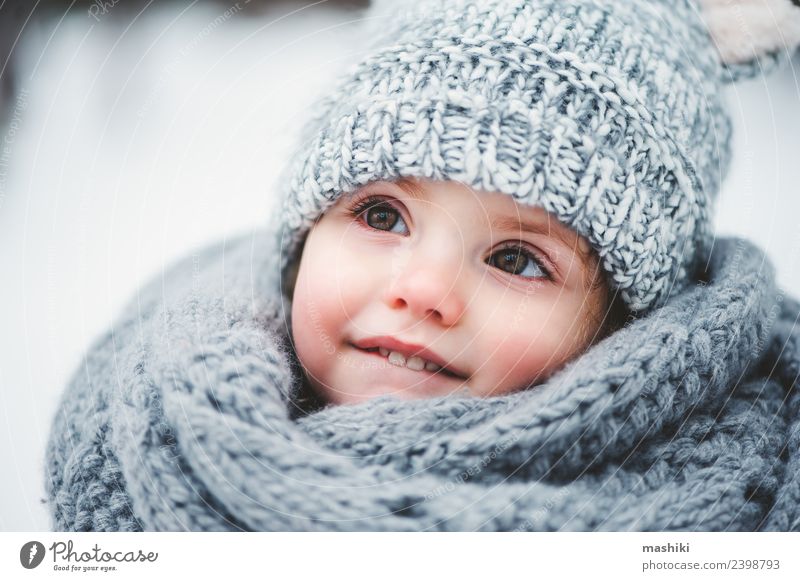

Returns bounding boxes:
[488,245,552,280]
[349,196,409,234]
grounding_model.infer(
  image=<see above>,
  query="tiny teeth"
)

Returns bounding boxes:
[368,345,450,375]
[425,361,442,372]
[387,351,406,366]
[405,356,426,371]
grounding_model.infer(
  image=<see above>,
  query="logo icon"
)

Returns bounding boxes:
[20,541,45,569]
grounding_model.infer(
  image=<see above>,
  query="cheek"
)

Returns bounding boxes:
[299,234,347,301]
[291,264,338,372]
[475,297,584,378]
[481,323,550,380]
[290,234,347,368]
[291,231,376,347]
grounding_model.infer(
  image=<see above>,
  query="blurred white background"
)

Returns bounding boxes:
[0,0,798,531]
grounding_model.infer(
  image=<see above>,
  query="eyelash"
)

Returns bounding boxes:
[346,194,554,281]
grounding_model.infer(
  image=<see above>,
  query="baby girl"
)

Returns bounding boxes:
[287,177,623,406]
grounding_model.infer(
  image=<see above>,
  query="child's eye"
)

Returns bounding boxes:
[349,195,409,234]
[488,244,552,280]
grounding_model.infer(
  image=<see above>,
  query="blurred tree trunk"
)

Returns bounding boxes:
[0,0,369,123]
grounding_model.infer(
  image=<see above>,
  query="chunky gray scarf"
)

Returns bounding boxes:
[45,231,800,531]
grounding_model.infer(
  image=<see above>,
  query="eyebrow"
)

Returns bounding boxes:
[490,215,577,250]
[394,178,427,200]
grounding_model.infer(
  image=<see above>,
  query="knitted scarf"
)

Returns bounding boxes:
[45,231,800,531]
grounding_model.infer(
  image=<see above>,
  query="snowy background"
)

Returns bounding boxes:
[0,1,798,531]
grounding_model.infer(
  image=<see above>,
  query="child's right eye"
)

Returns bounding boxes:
[349,196,409,235]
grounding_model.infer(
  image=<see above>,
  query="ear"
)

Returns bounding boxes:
[697,0,800,80]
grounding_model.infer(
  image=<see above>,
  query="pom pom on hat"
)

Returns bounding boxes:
[698,0,800,76]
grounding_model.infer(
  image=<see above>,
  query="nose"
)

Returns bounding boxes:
[382,242,467,326]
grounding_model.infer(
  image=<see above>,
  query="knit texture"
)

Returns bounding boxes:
[45,231,800,531]
[273,0,740,315]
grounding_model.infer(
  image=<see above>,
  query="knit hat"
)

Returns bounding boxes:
[270,0,800,316]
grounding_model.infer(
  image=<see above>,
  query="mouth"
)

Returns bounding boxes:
[351,345,467,381]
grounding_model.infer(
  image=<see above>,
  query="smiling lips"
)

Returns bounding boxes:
[351,336,468,379]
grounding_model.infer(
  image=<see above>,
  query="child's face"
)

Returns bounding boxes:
[291,178,608,405]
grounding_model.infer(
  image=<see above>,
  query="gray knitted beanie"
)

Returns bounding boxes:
[271,0,800,315]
